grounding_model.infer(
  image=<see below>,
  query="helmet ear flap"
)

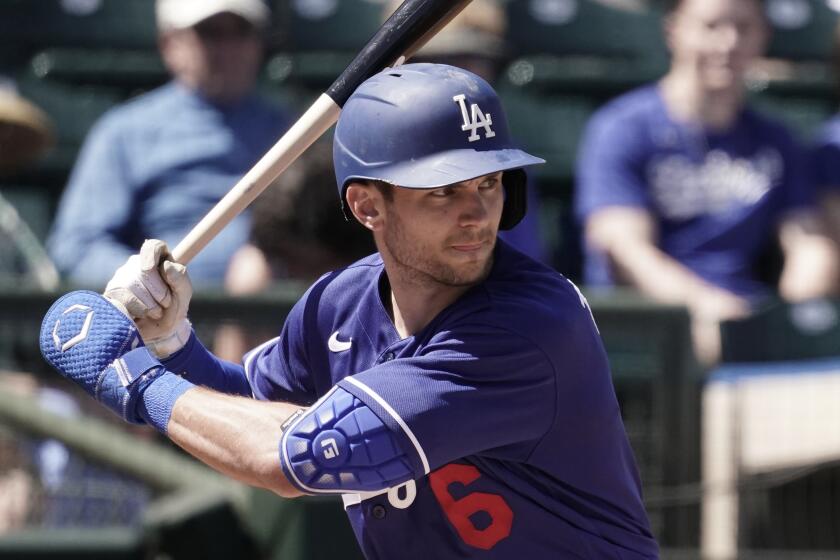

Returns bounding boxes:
[499,169,527,230]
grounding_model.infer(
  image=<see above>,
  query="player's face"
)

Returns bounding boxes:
[381,172,505,288]
[160,13,263,103]
[666,0,768,92]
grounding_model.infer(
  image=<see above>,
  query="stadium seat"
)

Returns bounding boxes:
[503,0,668,96]
[0,0,164,91]
[0,0,157,51]
[0,186,55,242]
[748,91,835,139]
[14,78,121,181]
[29,49,167,91]
[271,0,387,52]
[764,0,840,61]
[506,0,668,61]
[720,298,840,363]
[264,0,388,90]
[498,85,595,183]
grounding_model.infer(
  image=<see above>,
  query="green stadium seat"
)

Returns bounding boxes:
[498,86,595,183]
[504,0,668,96]
[0,0,163,91]
[14,78,121,181]
[506,0,668,61]
[764,0,840,61]
[264,0,387,90]
[720,298,840,363]
[29,49,167,90]
[271,0,385,52]
[0,185,55,242]
[748,91,835,139]
[0,0,157,51]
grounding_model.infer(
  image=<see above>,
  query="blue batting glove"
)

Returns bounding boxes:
[39,290,193,432]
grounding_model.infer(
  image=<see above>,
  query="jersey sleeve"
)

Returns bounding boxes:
[574,104,651,221]
[774,126,813,213]
[244,291,317,405]
[161,332,250,396]
[336,325,556,477]
[810,120,840,191]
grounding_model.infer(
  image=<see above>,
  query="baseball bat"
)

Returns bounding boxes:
[172,0,473,264]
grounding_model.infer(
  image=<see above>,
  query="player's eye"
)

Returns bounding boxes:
[430,186,455,197]
[479,177,501,190]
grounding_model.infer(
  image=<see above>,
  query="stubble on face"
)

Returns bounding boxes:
[381,205,497,288]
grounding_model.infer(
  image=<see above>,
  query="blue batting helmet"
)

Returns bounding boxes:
[333,63,544,230]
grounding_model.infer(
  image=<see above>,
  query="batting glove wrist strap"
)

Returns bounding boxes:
[144,318,193,359]
[137,369,194,433]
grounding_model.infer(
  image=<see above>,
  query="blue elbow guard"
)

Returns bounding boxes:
[279,387,414,493]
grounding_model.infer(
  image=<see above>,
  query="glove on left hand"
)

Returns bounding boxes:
[40,290,192,429]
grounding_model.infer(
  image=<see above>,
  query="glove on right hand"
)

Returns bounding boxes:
[104,239,192,358]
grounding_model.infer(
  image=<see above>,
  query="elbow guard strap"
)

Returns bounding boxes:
[279,387,414,494]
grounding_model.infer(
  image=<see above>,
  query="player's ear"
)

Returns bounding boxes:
[345,182,383,232]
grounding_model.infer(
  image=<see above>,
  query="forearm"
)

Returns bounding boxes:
[779,212,840,300]
[605,240,714,303]
[165,386,305,498]
[163,332,251,396]
[780,238,839,300]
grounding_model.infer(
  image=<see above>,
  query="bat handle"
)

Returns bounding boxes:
[171,94,341,265]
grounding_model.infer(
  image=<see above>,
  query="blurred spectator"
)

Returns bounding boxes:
[0,78,53,173]
[809,20,840,277]
[214,141,375,361]
[0,373,37,534]
[47,0,290,287]
[575,0,838,364]
[381,0,550,265]
[0,77,59,289]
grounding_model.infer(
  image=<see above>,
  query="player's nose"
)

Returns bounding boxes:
[456,187,490,228]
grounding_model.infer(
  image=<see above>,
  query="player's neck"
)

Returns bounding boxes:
[381,272,470,339]
[659,71,744,131]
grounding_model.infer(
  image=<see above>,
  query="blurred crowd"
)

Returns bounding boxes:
[3,0,840,545]
[3,0,840,369]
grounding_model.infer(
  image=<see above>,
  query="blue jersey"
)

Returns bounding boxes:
[575,85,810,299]
[811,115,840,190]
[243,241,657,558]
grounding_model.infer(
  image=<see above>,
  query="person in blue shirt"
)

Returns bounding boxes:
[45,63,658,558]
[810,21,840,272]
[575,0,838,364]
[47,0,289,286]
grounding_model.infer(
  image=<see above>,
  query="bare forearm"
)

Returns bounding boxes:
[607,240,709,303]
[166,387,305,498]
[779,212,840,300]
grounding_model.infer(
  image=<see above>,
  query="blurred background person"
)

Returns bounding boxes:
[810,19,840,274]
[0,76,58,290]
[575,0,838,365]
[46,0,290,288]
[383,0,550,265]
[214,141,375,361]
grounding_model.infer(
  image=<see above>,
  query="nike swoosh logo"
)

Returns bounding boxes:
[328,330,353,352]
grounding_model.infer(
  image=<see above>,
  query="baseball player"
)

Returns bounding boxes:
[41,64,658,558]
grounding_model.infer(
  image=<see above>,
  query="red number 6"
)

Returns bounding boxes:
[429,464,513,550]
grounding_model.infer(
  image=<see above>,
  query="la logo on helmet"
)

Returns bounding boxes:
[453,94,496,142]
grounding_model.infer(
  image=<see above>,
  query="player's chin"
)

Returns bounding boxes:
[443,254,493,285]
